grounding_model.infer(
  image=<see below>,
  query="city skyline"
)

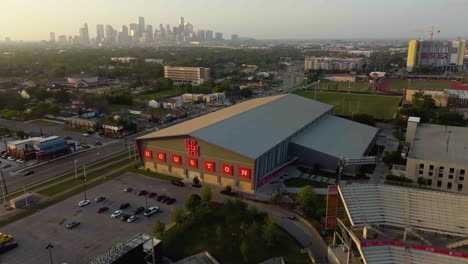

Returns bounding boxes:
[1,0,468,41]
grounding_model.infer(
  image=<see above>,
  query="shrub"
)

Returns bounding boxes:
[385,174,412,183]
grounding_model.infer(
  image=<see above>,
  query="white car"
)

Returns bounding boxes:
[82,133,90,137]
[16,159,24,163]
[78,200,91,207]
[144,206,159,217]
[7,157,15,161]
[127,215,139,223]
[111,210,123,218]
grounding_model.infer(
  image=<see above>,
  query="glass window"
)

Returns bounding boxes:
[460,176,465,181]
[439,166,444,172]
[437,181,442,187]
[419,164,424,169]
[438,173,443,178]
[428,171,433,176]
[419,170,424,175]
[447,182,452,189]
[458,184,463,191]
[429,165,434,170]
[449,175,454,179]
[460,169,465,176]
[427,179,432,186]
[449,168,455,174]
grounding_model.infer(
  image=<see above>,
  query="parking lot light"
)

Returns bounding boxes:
[45,243,54,264]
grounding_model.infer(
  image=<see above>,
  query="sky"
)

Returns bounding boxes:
[1,0,468,41]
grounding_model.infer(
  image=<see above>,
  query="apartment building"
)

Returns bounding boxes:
[164,66,211,85]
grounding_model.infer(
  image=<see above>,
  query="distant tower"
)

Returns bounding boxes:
[179,17,185,34]
[96,24,105,42]
[146,25,154,41]
[138,16,145,35]
[49,32,56,43]
[79,23,90,45]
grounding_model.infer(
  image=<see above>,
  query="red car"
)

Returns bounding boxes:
[146,192,156,198]
[96,206,109,213]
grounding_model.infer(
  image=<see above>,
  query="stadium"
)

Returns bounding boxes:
[136,94,378,193]
[331,184,468,264]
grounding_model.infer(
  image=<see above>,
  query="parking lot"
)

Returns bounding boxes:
[1,173,201,264]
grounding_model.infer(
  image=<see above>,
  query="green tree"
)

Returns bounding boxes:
[239,240,249,262]
[215,225,223,241]
[171,207,186,225]
[352,113,376,127]
[193,176,200,185]
[16,130,27,139]
[382,151,403,167]
[200,185,212,204]
[240,88,253,98]
[262,216,279,248]
[184,194,199,212]
[152,219,166,239]
[417,177,427,186]
[297,185,318,217]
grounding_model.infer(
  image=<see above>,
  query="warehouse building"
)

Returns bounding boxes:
[136,94,378,193]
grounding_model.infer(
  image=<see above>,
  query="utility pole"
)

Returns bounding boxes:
[73,160,78,179]
[1,186,6,205]
[82,165,87,200]
[45,243,54,264]
[0,169,7,194]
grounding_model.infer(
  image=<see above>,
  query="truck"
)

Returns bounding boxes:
[0,233,17,254]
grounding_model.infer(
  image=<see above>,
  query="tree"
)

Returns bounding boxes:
[436,108,467,127]
[262,216,279,248]
[171,207,186,225]
[239,240,249,262]
[382,151,403,167]
[193,176,200,185]
[352,113,376,127]
[16,130,26,139]
[215,225,223,241]
[184,194,200,212]
[240,88,253,98]
[417,177,427,186]
[200,185,212,204]
[151,219,165,239]
[297,185,318,217]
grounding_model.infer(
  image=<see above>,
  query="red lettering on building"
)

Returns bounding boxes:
[222,164,233,176]
[204,161,215,172]
[187,158,198,168]
[185,139,199,156]
[239,167,251,179]
[171,154,181,165]
[143,149,152,159]
[156,152,166,162]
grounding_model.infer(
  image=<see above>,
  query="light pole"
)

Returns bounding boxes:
[0,169,7,194]
[45,243,54,264]
[82,165,87,200]
[73,160,78,179]
[145,195,148,210]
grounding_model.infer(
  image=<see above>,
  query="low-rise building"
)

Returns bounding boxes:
[203,93,225,104]
[181,93,204,103]
[67,117,101,131]
[148,98,182,109]
[305,56,364,71]
[111,57,137,63]
[403,117,467,194]
[7,136,73,161]
[102,123,124,134]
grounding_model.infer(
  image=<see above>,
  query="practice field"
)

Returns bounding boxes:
[296,90,401,120]
[319,80,370,92]
[387,79,452,91]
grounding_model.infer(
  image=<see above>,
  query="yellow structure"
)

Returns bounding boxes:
[406,40,419,72]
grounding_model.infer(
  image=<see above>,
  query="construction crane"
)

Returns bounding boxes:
[416,26,441,42]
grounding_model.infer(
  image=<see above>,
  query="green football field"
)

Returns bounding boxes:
[388,80,451,91]
[319,80,370,91]
[296,90,401,120]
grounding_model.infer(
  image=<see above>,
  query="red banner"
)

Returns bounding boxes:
[239,167,251,179]
[204,161,215,172]
[171,154,181,165]
[156,152,166,162]
[187,158,198,168]
[143,149,152,159]
[222,164,233,176]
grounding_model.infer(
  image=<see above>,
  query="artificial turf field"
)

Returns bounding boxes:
[387,79,451,91]
[319,80,370,91]
[296,90,401,120]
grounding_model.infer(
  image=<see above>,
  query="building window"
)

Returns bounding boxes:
[428,171,433,176]
[418,170,424,175]
[429,165,434,170]
[427,179,432,186]
[438,173,443,178]
[449,174,454,179]
[449,168,455,174]
[447,182,452,189]
[460,169,465,176]
[460,176,465,181]
[419,164,424,170]
[437,181,442,187]
[439,166,444,173]
[458,184,463,191]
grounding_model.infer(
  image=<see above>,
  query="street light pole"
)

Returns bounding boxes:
[0,169,7,194]
[45,243,54,264]
[82,165,87,200]
[73,160,78,179]
[145,195,148,210]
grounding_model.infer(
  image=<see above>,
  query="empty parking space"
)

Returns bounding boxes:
[1,173,199,264]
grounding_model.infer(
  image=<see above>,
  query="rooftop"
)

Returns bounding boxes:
[408,123,468,165]
[138,94,333,158]
[291,115,378,159]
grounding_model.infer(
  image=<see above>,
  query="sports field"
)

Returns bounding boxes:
[319,80,370,92]
[387,79,452,91]
[296,90,401,120]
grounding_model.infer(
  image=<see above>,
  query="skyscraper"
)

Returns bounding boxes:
[197,30,206,41]
[121,25,129,37]
[159,24,166,41]
[185,23,193,34]
[406,39,466,72]
[58,35,67,44]
[96,24,105,42]
[146,25,154,42]
[79,23,90,45]
[138,16,145,35]
[215,32,223,41]
[231,34,239,41]
[49,32,56,43]
[205,30,213,41]
[179,17,185,34]
[129,23,138,37]
[105,25,116,44]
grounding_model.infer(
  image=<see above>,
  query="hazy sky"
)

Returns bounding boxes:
[1,0,467,41]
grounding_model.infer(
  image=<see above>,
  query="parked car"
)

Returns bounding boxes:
[111,210,123,218]
[65,136,72,140]
[66,221,80,229]
[287,215,297,220]
[146,192,156,198]
[138,190,148,196]
[162,196,171,204]
[94,196,106,202]
[144,207,159,217]
[82,133,90,137]
[120,214,131,222]
[95,141,102,146]
[1,164,11,169]
[127,215,139,223]
[134,206,145,215]
[22,171,34,176]
[171,180,185,187]
[96,206,109,213]
[7,157,15,161]
[156,195,166,202]
[0,241,18,254]
[124,187,133,192]
[78,200,91,207]
[166,198,176,205]
[16,159,24,163]
[119,203,130,209]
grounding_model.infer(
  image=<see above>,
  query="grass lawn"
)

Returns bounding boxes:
[30,119,58,127]
[296,90,401,120]
[62,126,88,134]
[388,79,451,91]
[284,178,329,188]
[163,201,310,264]
[108,104,130,112]
[135,89,181,100]
[319,80,370,92]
